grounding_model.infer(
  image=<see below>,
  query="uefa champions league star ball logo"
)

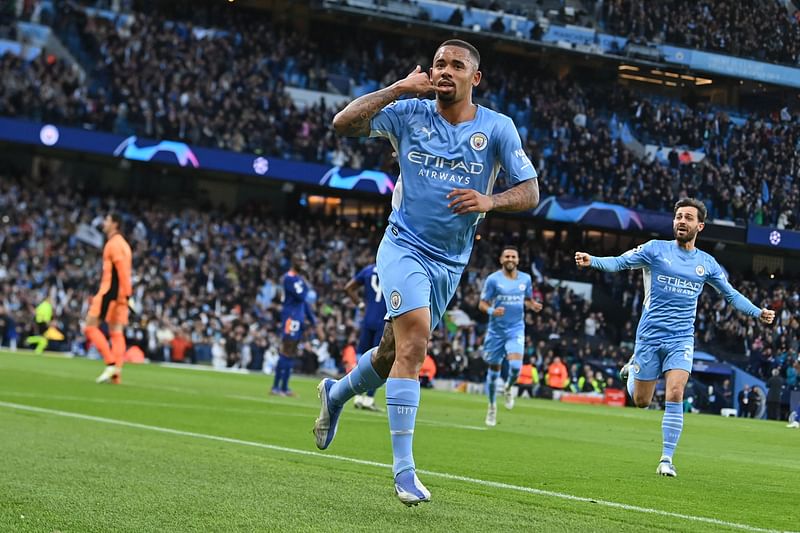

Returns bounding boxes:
[252,157,269,175]
[695,265,705,276]
[769,231,781,246]
[470,132,488,151]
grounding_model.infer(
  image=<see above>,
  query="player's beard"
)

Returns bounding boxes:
[503,262,517,273]
[437,90,456,103]
[674,225,697,243]
[436,81,457,103]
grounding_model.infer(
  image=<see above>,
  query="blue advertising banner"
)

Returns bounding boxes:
[746,225,800,252]
[533,196,674,236]
[0,117,397,195]
[660,45,800,89]
[0,117,770,240]
[542,25,595,46]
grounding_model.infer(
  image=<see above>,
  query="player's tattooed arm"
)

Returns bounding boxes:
[448,179,539,215]
[490,179,539,212]
[333,66,441,137]
[332,86,402,137]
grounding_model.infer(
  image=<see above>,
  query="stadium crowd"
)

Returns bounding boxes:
[1,4,799,228]
[600,0,800,66]
[0,167,797,398]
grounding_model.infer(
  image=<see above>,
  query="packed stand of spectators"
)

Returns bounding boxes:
[601,0,800,66]
[0,167,616,381]
[614,93,799,227]
[2,164,798,414]
[2,3,800,227]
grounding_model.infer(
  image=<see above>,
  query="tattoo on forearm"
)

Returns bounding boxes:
[335,87,401,136]
[490,179,539,212]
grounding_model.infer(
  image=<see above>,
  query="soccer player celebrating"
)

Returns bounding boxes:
[344,263,386,411]
[575,198,775,477]
[313,39,539,505]
[86,213,133,384]
[273,252,320,396]
[479,245,542,426]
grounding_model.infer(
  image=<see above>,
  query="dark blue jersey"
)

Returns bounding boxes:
[354,264,387,330]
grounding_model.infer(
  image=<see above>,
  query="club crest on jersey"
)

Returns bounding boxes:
[695,265,705,276]
[632,364,641,374]
[390,291,402,311]
[518,283,526,291]
[470,132,488,151]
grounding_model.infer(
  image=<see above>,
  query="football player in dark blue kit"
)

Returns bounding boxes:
[272,252,319,396]
[344,263,387,411]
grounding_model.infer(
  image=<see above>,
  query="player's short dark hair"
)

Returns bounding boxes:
[673,198,707,223]
[437,39,480,67]
[109,212,124,231]
[500,245,519,255]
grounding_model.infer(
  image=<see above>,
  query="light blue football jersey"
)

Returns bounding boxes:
[480,270,533,335]
[590,240,761,343]
[370,98,537,268]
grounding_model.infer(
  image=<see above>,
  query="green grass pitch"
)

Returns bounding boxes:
[0,351,795,532]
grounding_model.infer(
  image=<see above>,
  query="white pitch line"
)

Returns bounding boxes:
[226,393,487,431]
[0,401,783,533]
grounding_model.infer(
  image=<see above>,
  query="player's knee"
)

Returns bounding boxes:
[665,387,684,403]
[632,396,651,408]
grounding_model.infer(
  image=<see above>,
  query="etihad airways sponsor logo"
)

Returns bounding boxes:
[495,294,524,303]
[407,150,483,185]
[657,274,702,295]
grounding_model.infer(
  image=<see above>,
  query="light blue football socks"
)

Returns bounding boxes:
[486,368,501,406]
[507,358,522,387]
[329,348,384,406]
[386,378,420,476]
[661,401,684,460]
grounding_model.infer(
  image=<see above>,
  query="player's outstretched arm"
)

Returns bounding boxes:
[575,242,653,272]
[706,262,776,324]
[332,66,443,137]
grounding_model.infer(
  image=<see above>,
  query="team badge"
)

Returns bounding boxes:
[632,364,640,374]
[695,265,705,276]
[469,132,488,151]
[390,291,402,311]
[518,284,526,291]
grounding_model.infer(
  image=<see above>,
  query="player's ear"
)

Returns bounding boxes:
[472,69,482,87]
[697,221,705,233]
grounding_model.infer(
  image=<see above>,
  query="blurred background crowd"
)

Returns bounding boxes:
[0,0,798,417]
